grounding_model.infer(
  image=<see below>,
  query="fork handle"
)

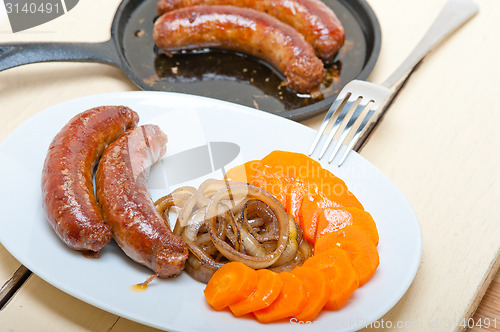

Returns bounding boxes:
[382,0,478,88]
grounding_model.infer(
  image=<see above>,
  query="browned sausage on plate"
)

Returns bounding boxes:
[153,5,326,94]
[41,106,139,252]
[96,125,189,278]
[156,0,345,61]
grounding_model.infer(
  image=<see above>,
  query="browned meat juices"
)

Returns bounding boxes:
[41,106,139,252]
[157,0,345,61]
[153,5,326,94]
[96,125,189,278]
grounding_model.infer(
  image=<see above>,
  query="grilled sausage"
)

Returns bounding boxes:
[153,5,325,94]
[96,125,189,278]
[41,106,139,252]
[156,0,345,61]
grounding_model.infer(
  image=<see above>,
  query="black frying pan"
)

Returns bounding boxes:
[0,0,381,121]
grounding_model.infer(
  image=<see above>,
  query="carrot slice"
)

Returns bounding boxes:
[315,207,379,246]
[315,225,379,286]
[299,188,339,244]
[225,160,261,183]
[229,269,283,317]
[231,151,364,215]
[291,266,331,322]
[256,166,290,207]
[316,207,352,235]
[260,150,322,179]
[305,168,364,210]
[204,262,258,310]
[253,272,307,323]
[286,177,310,223]
[302,248,359,310]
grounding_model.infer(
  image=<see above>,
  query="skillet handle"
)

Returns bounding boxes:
[0,40,122,72]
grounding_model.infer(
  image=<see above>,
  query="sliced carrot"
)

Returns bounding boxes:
[315,207,379,246]
[314,207,352,243]
[315,225,379,286]
[314,232,339,255]
[253,272,307,323]
[260,150,322,179]
[229,151,365,218]
[225,160,261,183]
[299,188,339,244]
[343,207,379,246]
[305,168,364,210]
[256,166,290,207]
[229,269,283,317]
[291,266,331,322]
[302,247,359,310]
[204,262,258,311]
[286,177,310,223]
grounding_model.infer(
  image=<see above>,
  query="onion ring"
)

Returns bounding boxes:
[155,179,311,282]
[205,183,289,269]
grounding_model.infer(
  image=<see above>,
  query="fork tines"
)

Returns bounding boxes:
[308,80,389,166]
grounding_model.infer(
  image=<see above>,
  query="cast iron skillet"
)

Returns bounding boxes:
[0,0,381,121]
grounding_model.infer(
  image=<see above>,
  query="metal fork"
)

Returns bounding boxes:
[309,0,478,166]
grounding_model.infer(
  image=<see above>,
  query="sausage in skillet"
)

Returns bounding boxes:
[153,5,326,94]
[156,0,345,61]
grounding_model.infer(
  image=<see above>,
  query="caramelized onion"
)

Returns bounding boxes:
[195,179,230,208]
[184,252,221,284]
[155,179,311,283]
[205,183,289,269]
[271,215,300,267]
[240,199,279,242]
[155,186,196,235]
[270,240,314,273]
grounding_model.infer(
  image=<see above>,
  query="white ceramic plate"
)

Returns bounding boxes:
[0,92,421,332]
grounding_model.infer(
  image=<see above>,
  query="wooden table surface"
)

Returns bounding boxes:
[1,0,499,331]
